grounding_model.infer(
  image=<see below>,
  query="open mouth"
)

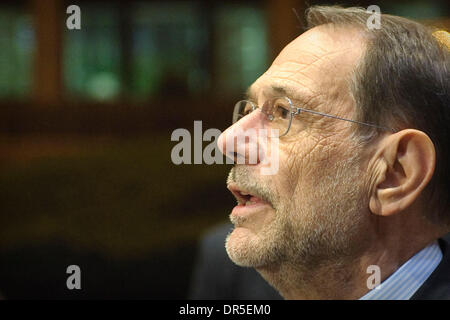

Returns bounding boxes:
[227,183,273,220]
[227,184,268,207]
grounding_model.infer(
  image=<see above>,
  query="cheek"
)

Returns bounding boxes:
[277,134,353,207]
[276,138,322,197]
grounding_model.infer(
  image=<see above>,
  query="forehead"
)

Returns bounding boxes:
[249,25,364,111]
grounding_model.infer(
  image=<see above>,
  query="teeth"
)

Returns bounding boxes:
[241,192,250,196]
[245,201,255,206]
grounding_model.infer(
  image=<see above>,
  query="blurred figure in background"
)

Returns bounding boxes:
[189,222,281,299]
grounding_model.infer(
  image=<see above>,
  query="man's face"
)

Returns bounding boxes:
[218,26,373,269]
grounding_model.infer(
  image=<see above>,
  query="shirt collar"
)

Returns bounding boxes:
[360,241,443,300]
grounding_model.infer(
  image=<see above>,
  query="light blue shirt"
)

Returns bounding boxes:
[360,241,442,300]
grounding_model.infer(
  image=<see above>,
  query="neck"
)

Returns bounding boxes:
[257,257,368,299]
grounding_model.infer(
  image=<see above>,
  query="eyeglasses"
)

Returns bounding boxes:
[232,96,394,138]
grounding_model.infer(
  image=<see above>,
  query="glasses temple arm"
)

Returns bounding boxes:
[294,108,395,132]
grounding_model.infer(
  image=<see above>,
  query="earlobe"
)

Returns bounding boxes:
[368,130,435,217]
[369,195,383,216]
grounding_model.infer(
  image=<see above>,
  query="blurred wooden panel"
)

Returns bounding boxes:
[266,0,305,59]
[32,0,62,106]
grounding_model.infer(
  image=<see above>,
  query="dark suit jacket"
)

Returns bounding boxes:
[189,222,450,300]
[411,234,450,299]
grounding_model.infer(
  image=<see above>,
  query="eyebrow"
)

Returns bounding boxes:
[245,84,310,107]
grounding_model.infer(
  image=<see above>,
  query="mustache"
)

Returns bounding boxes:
[227,166,277,207]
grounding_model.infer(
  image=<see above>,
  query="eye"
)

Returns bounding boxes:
[273,102,291,120]
[243,102,254,116]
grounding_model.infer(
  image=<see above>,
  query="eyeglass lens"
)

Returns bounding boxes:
[232,98,293,137]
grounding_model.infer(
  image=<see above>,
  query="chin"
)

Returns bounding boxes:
[225,226,266,268]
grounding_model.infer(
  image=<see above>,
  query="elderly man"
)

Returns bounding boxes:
[216,6,449,300]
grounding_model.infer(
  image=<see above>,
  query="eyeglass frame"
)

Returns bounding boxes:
[232,96,395,137]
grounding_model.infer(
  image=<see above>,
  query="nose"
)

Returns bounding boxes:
[217,110,265,165]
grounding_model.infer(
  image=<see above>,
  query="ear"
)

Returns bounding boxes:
[369,129,436,216]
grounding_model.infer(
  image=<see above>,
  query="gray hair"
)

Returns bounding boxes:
[305,6,450,227]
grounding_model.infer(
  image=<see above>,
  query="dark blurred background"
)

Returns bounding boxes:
[0,0,448,299]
